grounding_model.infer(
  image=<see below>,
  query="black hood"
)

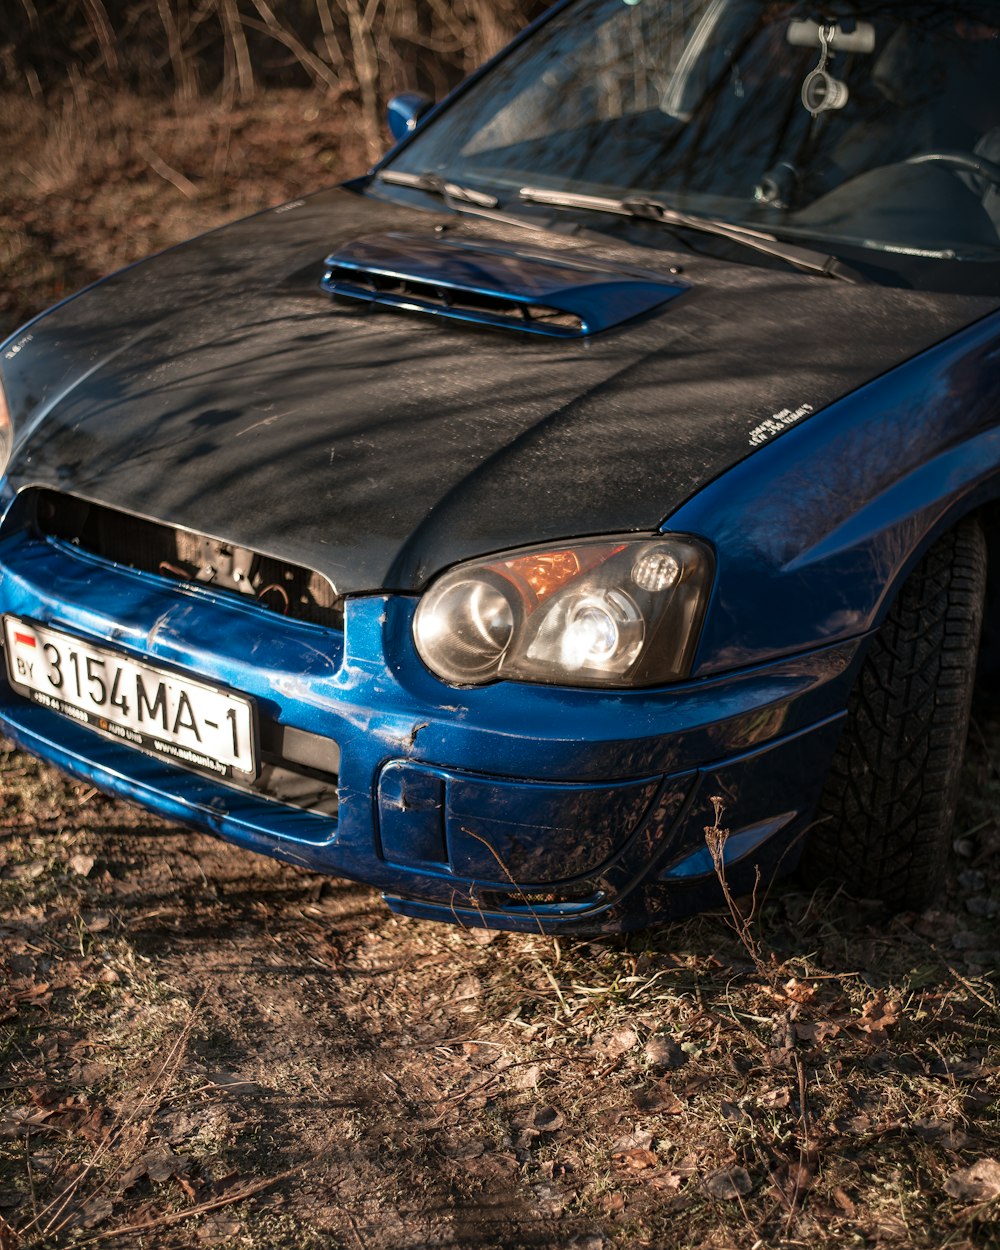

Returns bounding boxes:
[2,184,995,594]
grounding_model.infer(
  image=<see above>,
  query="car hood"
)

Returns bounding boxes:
[2,184,996,594]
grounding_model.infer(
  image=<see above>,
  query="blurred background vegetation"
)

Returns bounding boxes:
[0,0,549,333]
[3,0,549,158]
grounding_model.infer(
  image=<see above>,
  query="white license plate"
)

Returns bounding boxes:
[3,616,256,779]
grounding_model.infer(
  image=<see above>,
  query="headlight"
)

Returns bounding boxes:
[413,534,713,688]
[0,376,11,478]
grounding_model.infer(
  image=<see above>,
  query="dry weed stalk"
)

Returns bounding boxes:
[703,794,770,980]
[460,824,546,937]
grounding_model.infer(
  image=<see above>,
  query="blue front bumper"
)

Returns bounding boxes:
[0,521,859,932]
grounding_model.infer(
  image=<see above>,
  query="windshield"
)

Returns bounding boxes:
[383,0,1000,290]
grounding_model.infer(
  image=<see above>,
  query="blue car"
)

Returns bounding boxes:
[1,0,999,933]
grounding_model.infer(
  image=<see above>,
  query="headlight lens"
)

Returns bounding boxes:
[0,377,11,478]
[417,576,516,680]
[413,534,713,688]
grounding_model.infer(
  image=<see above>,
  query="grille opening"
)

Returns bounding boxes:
[32,489,343,629]
[324,264,586,337]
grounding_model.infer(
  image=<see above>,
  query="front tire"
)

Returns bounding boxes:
[803,518,987,910]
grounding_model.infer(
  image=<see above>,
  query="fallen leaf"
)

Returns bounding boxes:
[511,1064,540,1091]
[857,993,901,1037]
[615,1147,658,1171]
[531,1106,565,1134]
[833,1187,856,1217]
[703,1166,752,1200]
[944,1158,1000,1204]
[795,1020,840,1044]
[595,1026,639,1060]
[643,1034,685,1071]
[782,978,817,1004]
[759,1087,791,1110]
[68,854,96,877]
[612,1129,654,1155]
[633,1080,684,1115]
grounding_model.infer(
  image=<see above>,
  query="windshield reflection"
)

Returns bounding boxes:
[385,0,1000,287]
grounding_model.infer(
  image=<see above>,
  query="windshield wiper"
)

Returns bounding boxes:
[379,169,500,209]
[519,187,864,283]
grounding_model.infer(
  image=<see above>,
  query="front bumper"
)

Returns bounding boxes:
[0,520,859,932]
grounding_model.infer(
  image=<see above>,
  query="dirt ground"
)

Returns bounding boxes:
[1,88,1000,1250]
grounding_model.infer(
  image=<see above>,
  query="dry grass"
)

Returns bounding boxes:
[2,736,999,1248]
[0,87,367,335]
[0,84,999,1250]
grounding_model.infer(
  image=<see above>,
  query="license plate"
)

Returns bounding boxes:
[3,616,256,779]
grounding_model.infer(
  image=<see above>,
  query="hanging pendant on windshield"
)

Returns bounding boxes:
[801,25,850,116]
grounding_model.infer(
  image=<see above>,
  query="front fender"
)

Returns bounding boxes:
[669,307,1000,676]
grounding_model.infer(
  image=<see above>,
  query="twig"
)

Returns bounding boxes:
[337,1207,368,1250]
[539,961,572,1018]
[0,1211,20,1250]
[71,1170,299,1246]
[135,144,199,199]
[946,966,998,1014]
[218,0,255,103]
[24,1133,39,1223]
[459,827,546,937]
[242,0,341,92]
[80,0,120,78]
[786,1054,811,1234]
[23,993,205,1241]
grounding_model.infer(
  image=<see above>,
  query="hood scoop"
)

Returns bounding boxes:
[321,232,686,338]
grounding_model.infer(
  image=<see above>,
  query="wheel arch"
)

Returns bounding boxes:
[968,497,1000,692]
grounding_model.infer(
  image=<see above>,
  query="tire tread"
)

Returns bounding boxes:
[805,519,987,909]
